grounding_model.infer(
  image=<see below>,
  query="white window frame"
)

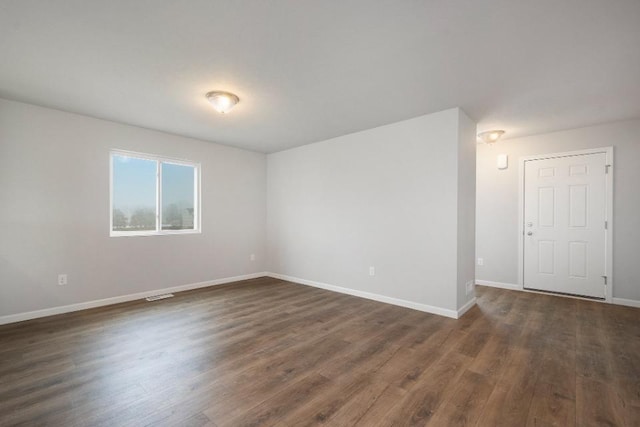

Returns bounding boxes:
[110,150,201,237]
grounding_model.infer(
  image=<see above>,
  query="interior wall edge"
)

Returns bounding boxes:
[457,296,477,318]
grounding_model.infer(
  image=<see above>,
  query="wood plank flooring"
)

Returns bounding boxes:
[0,277,638,426]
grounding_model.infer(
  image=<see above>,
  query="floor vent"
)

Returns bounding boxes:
[145,293,174,302]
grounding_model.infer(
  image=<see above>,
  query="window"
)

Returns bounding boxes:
[110,151,200,236]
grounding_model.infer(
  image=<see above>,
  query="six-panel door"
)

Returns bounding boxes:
[523,153,607,298]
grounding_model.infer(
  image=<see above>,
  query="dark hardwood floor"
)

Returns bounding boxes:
[1,277,638,426]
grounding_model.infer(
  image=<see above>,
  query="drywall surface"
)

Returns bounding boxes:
[476,119,640,301]
[0,98,267,317]
[456,110,477,310]
[267,108,476,313]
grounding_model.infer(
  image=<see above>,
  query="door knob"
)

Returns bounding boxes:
[527,231,533,236]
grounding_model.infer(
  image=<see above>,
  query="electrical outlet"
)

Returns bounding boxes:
[250,254,256,261]
[58,274,68,286]
[466,281,474,295]
[369,266,375,276]
[477,258,484,266]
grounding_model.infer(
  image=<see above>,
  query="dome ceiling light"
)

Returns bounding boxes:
[205,91,240,114]
[477,130,505,144]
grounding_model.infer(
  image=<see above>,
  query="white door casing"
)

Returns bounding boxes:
[518,148,613,301]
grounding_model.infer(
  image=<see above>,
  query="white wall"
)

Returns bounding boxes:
[476,119,640,302]
[456,111,477,308]
[0,99,267,318]
[267,108,476,316]
[0,100,479,321]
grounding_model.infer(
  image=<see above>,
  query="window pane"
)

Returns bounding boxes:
[162,163,195,230]
[112,155,157,231]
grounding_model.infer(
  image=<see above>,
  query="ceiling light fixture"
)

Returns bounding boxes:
[205,91,240,114]
[477,130,505,144]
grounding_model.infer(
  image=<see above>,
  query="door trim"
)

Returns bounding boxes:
[517,147,614,303]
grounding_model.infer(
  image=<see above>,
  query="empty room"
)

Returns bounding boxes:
[1,1,639,426]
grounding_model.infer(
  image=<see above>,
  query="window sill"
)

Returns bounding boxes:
[110,229,201,237]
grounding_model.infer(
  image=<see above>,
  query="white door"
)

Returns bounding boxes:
[523,153,607,298]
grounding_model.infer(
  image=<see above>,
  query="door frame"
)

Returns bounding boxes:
[517,147,614,303]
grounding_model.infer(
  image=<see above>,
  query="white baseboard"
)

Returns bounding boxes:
[0,272,268,326]
[267,272,461,319]
[457,297,477,317]
[478,280,640,309]
[612,297,640,308]
[475,280,521,291]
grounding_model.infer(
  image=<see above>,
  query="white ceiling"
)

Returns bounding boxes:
[1,1,639,153]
